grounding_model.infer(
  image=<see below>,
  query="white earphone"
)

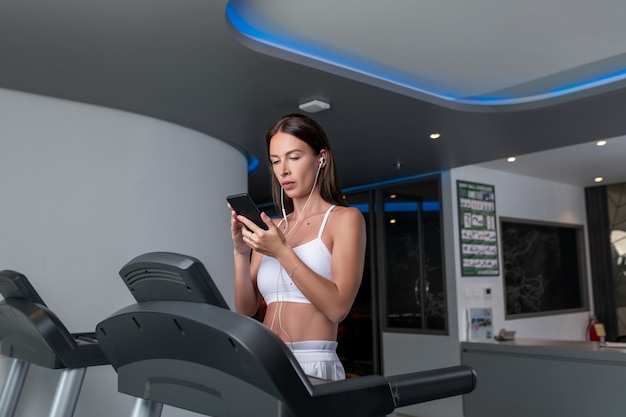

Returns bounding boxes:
[274,153,326,344]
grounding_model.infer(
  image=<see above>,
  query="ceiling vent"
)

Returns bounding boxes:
[298,99,330,113]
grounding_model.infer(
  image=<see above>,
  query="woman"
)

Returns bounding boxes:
[229,113,366,381]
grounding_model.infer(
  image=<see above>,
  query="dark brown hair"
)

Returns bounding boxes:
[265,113,345,213]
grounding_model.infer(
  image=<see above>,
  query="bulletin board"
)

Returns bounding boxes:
[500,218,586,318]
[457,181,499,276]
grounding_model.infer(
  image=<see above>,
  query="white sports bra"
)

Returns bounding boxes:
[257,205,335,305]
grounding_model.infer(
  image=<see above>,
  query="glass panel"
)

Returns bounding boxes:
[421,198,446,331]
[381,177,447,333]
[608,184,626,335]
[383,193,424,329]
[338,191,377,376]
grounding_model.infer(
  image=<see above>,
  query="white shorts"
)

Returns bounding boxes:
[287,340,345,381]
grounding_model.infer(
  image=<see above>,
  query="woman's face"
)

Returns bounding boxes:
[269,132,319,199]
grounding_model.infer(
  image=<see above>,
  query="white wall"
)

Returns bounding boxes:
[0,88,248,417]
[450,165,592,341]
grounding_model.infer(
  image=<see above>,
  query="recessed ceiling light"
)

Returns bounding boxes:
[506,156,517,162]
[429,133,441,139]
[594,176,604,183]
[596,140,607,146]
[389,219,397,224]
[298,99,330,113]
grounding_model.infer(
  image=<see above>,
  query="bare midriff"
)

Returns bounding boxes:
[263,302,337,343]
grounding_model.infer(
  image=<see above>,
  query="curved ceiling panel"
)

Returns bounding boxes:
[226,0,626,109]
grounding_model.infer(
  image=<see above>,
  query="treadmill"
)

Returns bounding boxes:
[0,270,108,417]
[96,252,477,417]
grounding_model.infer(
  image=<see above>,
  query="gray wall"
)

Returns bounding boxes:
[0,88,247,417]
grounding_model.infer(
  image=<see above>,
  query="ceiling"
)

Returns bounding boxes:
[2,0,626,203]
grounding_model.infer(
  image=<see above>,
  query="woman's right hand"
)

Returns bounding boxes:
[228,204,251,255]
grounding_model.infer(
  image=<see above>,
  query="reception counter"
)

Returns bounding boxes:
[461,338,626,417]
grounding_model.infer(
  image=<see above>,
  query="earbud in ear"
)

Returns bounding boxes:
[319,156,325,165]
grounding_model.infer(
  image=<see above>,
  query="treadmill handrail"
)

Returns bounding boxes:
[387,365,477,407]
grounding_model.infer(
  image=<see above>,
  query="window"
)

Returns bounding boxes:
[338,191,378,376]
[342,176,447,372]
[378,177,447,333]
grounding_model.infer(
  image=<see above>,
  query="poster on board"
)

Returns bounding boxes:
[457,180,499,276]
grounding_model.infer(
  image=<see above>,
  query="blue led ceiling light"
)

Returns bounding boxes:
[226,1,626,108]
[225,1,456,103]
[350,201,440,214]
[247,154,259,174]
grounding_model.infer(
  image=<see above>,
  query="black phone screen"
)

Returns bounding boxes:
[226,193,268,230]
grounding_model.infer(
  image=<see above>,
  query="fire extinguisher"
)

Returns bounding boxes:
[586,315,606,343]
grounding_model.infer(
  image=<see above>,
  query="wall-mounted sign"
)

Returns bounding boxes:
[457,181,499,276]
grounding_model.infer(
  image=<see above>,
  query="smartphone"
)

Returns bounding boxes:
[226,193,268,230]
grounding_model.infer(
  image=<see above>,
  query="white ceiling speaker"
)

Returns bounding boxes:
[298,99,330,113]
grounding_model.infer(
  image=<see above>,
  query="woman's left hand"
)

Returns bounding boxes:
[238,212,288,257]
